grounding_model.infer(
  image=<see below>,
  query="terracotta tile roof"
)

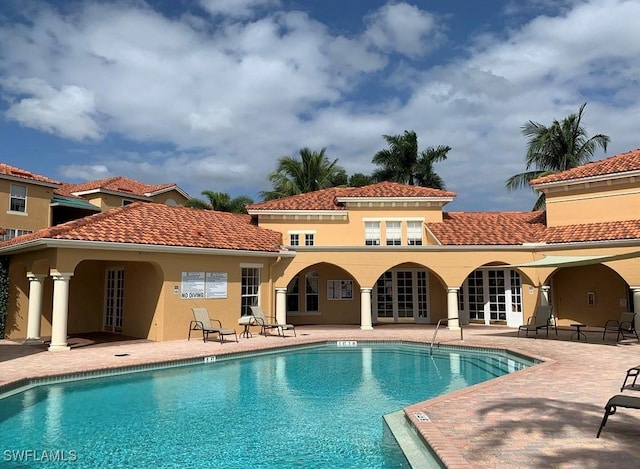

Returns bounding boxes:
[543,220,640,244]
[247,182,456,211]
[0,203,283,252]
[0,163,62,185]
[531,148,640,185]
[426,212,547,245]
[56,176,178,197]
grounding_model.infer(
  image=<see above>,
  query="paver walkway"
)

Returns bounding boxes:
[1,324,639,468]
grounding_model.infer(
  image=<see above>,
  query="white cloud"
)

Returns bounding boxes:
[59,164,110,181]
[363,2,443,57]
[1,77,101,140]
[199,0,281,19]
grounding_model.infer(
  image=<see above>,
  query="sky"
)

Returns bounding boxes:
[1,0,639,212]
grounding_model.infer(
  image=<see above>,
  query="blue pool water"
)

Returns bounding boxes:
[0,343,533,468]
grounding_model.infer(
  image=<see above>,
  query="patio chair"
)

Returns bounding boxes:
[517,305,556,338]
[602,312,639,342]
[188,307,238,343]
[250,305,296,338]
[596,394,640,437]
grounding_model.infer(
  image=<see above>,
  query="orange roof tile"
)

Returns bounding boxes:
[247,182,456,211]
[0,163,62,185]
[1,203,283,252]
[543,220,640,244]
[426,212,547,245]
[531,148,640,185]
[56,176,178,198]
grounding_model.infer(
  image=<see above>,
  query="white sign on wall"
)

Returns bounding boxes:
[181,271,228,299]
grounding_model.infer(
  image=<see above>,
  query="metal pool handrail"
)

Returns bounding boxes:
[430,317,463,355]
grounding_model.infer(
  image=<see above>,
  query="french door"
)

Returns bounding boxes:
[104,267,124,333]
[374,269,429,323]
[460,268,522,326]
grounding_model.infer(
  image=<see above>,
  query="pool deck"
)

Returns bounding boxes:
[2,324,640,468]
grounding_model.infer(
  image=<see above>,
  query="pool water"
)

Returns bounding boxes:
[0,343,533,468]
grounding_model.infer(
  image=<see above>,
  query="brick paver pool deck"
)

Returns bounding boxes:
[2,324,640,468]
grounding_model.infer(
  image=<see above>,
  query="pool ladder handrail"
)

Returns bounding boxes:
[430,318,463,355]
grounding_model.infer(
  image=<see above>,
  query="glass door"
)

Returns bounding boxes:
[104,268,124,333]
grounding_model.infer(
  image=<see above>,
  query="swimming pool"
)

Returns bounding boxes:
[0,342,534,468]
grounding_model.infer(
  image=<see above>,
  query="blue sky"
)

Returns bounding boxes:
[1,0,638,211]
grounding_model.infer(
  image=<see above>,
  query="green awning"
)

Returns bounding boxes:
[512,252,640,268]
[50,195,100,211]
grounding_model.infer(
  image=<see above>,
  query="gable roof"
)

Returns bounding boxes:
[0,203,284,253]
[56,176,188,199]
[247,182,456,212]
[531,148,640,185]
[426,212,547,245]
[0,163,62,186]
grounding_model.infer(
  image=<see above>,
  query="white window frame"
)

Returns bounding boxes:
[386,221,401,246]
[1,228,33,241]
[240,266,261,316]
[304,233,314,246]
[365,221,380,245]
[290,234,299,246]
[9,184,27,213]
[407,221,423,245]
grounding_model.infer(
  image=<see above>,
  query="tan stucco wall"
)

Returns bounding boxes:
[151,190,189,206]
[256,205,442,246]
[0,180,55,232]
[544,182,640,227]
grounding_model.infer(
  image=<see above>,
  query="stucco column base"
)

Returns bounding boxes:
[23,338,45,345]
[360,325,374,331]
[48,344,71,352]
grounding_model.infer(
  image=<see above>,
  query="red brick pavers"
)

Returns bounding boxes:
[1,325,640,468]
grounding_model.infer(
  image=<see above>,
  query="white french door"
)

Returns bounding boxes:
[104,267,125,333]
[459,268,522,326]
[374,269,429,323]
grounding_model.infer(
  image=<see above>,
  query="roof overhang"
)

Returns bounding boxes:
[532,170,640,191]
[0,238,296,258]
[0,174,60,188]
[71,188,150,201]
[335,196,454,207]
[145,186,191,200]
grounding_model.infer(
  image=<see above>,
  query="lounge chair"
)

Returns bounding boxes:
[602,312,639,342]
[596,394,640,437]
[188,307,238,343]
[517,305,556,338]
[250,305,296,337]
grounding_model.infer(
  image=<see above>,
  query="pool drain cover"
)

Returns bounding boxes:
[413,412,430,422]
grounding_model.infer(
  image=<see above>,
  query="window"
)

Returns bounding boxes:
[305,271,319,312]
[304,233,314,246]
[287,276,299,312]
[290,234,299,246]
[9,184,26,213]
[386,221,401,245]
[241,267,260,316]
[407,221,423,245]
[365,221,380,245]
[327,280,353,300]
[1,228,32,241]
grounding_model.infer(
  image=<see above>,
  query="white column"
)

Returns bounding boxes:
[49,272,73,352]
[631,287,640,315]
[447,287,460,330]
[540,286,551,306]
[360,287,373,330]
[24,273,46,344]
[275,287,287,325]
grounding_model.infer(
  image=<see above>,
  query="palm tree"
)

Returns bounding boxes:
[506,103,610,210]
[260,147,347,200]
[371,130,451,189]
[186,190,253,214]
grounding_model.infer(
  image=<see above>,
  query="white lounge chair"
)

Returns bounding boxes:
[188,307,238,343]
[250,305,296,338]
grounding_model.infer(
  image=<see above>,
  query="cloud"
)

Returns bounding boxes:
[0,77,101,140]
[0,0,639,212]
[59,164,110,181]
[363,2,444,57]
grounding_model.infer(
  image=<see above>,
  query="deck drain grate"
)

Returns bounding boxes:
[412,411,430,422]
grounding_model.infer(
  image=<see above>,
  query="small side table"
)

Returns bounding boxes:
[571,323,587,341]
[238,316,256,338]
